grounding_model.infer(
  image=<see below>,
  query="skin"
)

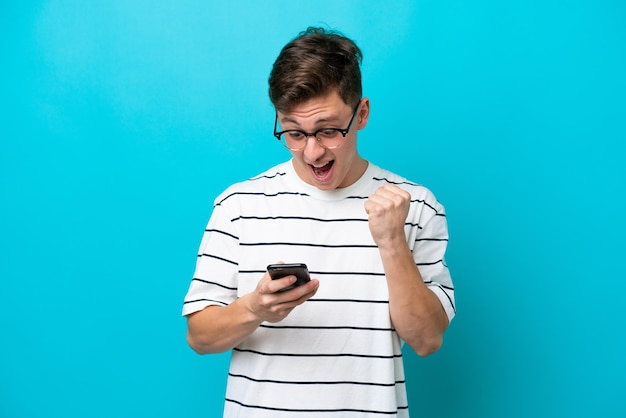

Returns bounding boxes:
[277,91,369,190]
[364,183,449,356]
[186,91,448,356]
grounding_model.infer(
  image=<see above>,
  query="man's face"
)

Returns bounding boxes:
[276,91,370,190]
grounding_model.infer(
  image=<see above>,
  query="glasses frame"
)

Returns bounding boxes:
[273,100,362,151]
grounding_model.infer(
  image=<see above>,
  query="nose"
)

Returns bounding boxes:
[302,135,326,161]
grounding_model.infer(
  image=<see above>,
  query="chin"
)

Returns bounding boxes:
[312,182,337,190]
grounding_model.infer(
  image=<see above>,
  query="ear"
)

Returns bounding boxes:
[356,97,370,130]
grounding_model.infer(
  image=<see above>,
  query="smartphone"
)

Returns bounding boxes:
[267,263,310,291]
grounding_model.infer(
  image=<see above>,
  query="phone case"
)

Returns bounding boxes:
[267,263,310,291]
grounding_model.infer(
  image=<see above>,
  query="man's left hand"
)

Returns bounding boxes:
[364,184,410,248]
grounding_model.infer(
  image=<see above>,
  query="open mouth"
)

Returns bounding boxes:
[310,160,334,182]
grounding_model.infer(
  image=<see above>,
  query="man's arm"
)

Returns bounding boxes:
[377,240,449,356]
[365,184,449,357]
[186,272,319,354]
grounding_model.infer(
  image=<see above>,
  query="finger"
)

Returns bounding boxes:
[378,185,410,202]
[268,275,297,293]
[279,279,320,306]
[365,193,394,214]
[366,187,391,207]
[369,187,402,206]
[378,187,411,209]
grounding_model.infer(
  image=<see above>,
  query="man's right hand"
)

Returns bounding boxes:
[186,269,319,354]
[244,269,319,323]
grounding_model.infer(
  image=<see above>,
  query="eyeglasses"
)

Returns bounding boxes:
[273,101,361,151]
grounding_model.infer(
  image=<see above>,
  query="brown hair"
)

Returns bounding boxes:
[268,27,363,112]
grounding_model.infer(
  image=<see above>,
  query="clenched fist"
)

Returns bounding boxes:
[364,184,411,248]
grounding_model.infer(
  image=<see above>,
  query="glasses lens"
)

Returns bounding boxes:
[278,134,305,151]
[316,129,343,148]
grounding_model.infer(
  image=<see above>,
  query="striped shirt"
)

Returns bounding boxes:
[183,160,455,417]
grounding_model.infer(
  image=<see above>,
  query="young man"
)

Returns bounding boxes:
[183,27,455,417]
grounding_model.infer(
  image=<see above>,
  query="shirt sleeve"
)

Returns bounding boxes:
[182,194,240,316]
[412,194,456,323]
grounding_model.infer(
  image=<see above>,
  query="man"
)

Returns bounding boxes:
[183,27,455,417]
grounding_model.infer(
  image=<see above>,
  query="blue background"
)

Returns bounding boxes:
[2,1,625,417]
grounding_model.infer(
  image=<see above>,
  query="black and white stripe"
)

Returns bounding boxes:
[183,161,455,417]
